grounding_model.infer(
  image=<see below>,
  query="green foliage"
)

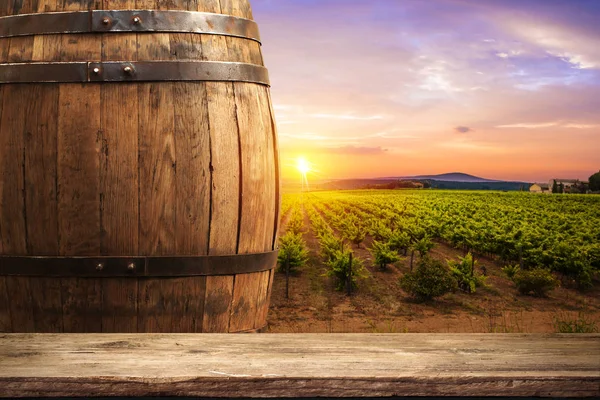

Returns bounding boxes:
[341,219,366,248]
[277,232,308,273]
[286,209,305,235]
[400,257,457,300]
[319,233,344,263]
[370,241,401,270]
[502,264,520,280]
[589,171,600,191]
[513,268,559,297]
[326,251,365,291]
[389,231,411,255]
[370,220,393,241]
[413,236,434,257]
[447,252,486,293]
[288,188,600,291]
[553,312,598,333]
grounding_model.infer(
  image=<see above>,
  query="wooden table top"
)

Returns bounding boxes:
[0,333,598,398]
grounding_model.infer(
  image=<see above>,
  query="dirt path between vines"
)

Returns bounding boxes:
[267,206,600,333]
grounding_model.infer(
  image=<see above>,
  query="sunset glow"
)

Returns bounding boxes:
[252,0,600,182]
[297,157,311,175]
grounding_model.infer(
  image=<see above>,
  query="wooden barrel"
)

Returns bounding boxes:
[0,0,280,333]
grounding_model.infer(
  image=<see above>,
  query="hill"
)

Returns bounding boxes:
[312,172,530,191]
[403,172,500,183]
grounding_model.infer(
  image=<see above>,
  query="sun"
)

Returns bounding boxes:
[297,157,311,174]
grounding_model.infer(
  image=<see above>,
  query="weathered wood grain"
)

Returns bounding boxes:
[0,334,598,398]
[29,277,63,332]
[174,82,211,255]
[202,275,234,332]
[207,83,240,255]
[0,278,10,332]
[57,84,101,256]
[0,85,28,256]
[23,85,59,256]
[4,278,34,332]
[98,0,140,333]
[61,278,102,332]
[266,88,282,251]
[235,82,276,254]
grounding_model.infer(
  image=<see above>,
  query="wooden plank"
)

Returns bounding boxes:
[6,0,35,63]
[235,82,276,255]
[266,88,282,251]
[57,84,101,256]
[24,85,61,329]
[56,1,102,331]
[253,269,271,330]
[101,279,137,333]
[0,84,33,334]
[204,1,238,256]
[32,0,62,62]
[4,278,34,332]
[169,277,206,332]
[206,83,239,255]
[0,278,10,332]
[137,82,175,255]
[135,0,176,333]
[24,85,59,255]
[173,82,210,256]
[57,1,101,62]
[29,277,63,333]
[61,278,102,333]
[228,272,260,332]
[0,85,28,256]
[99,0,139,333]
[201,275,233,332]
[0,334,598,398]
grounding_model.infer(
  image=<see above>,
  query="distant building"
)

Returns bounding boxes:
[549,179,579,188]
[530,183,550,193]
[549,179,585,193]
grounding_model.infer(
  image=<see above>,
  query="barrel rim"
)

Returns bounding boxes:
[0,61,270,86]
[0,10,261,43]
[0,250,278,278]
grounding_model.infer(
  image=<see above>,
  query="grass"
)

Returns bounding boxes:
[553,311,599,333]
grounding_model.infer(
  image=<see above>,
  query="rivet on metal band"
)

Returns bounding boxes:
[0,250,278,278]
[0,10,261,43]
[0,61,270,86]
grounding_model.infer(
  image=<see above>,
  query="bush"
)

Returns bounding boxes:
[326,251,365,292]
[277,232,308,273]
[370,241,400,270]
[513,268,558,297]
[448,252,486,293]
[502,264,520,280]
[400,257,457,300]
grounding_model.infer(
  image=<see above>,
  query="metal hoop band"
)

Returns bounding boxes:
[0,61,270,85]
[0,10,261,43]
[0,250,277,278]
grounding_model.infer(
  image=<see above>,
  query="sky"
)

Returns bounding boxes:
[251,0,600,183]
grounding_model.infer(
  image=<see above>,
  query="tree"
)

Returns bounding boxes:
[552,180,558,194]
[590,171,600,192]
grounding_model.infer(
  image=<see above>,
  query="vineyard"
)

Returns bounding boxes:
[268,190,600,333]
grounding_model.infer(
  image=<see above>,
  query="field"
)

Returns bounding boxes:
[267,190,600,333]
